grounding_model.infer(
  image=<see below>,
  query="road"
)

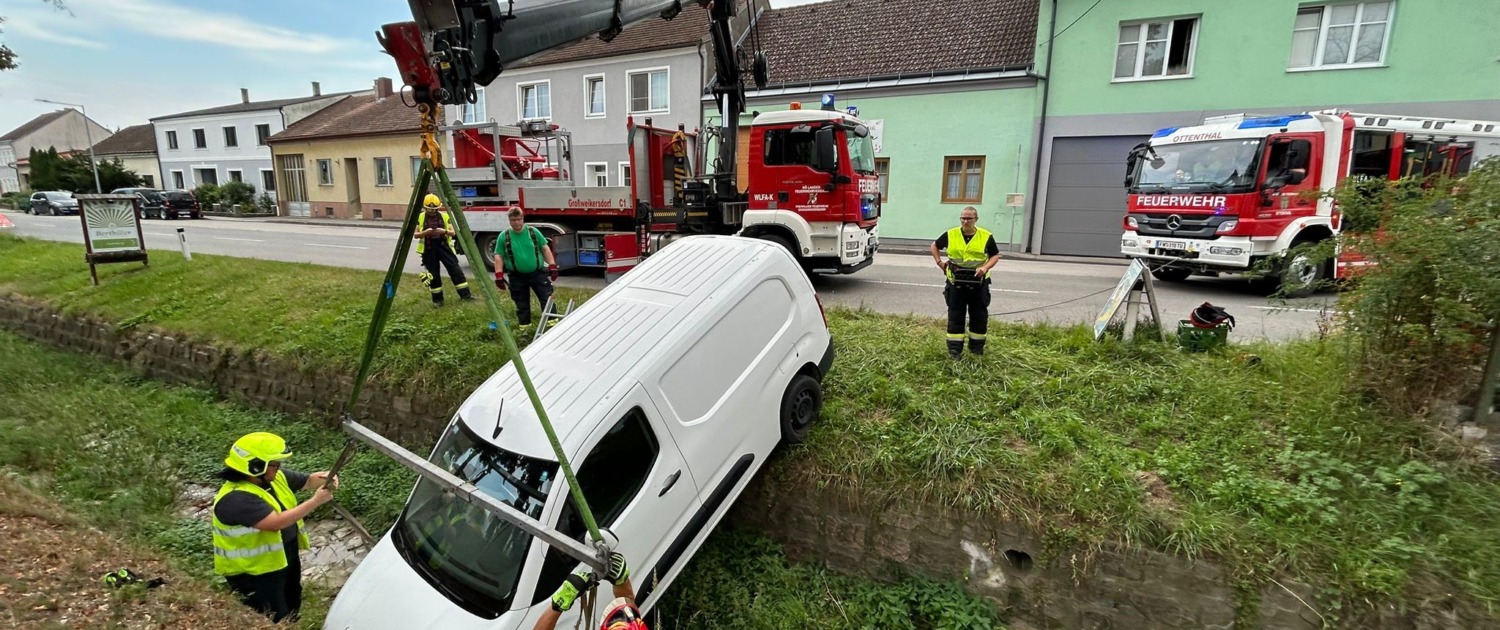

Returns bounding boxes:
[1,211,1334,342]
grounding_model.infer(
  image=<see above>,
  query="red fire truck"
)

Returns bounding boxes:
[1120,109,1500,296]
[442,102,881,278]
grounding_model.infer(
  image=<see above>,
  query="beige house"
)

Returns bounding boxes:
[266,79,424,220]
[90,124,162,189]
[1,108,113,193]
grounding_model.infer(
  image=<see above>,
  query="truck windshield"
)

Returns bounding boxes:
[1129,139,1262,194]
[845,132,876,175]
[392,419,558,618]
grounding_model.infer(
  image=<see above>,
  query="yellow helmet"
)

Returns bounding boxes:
[225,432,291,476]
[423,194,443,209]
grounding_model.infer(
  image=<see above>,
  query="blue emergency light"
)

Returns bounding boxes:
[821,93,836,111]
[846,105,859,118]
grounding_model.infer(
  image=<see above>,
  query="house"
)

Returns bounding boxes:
[89,124,162,189]
[0,108,113,193]
[451,2,736,189]
[151,82,371,200]
[1029,0,1500,257]
[707,0,1042,246]
[266,78,423,220]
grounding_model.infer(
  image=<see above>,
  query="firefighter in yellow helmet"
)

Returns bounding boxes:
[416,193,474,306]
[211,432,339,622]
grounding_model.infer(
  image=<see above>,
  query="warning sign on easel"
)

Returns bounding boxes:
[1093,259,1166,342]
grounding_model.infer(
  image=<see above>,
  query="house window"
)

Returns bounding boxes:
[411,156,423,182]
[619,163,632,189]
[228,169,243,183]
[261,169,276,192]
[196,168,218,186]
[317,159,333,185]
[1290,2,1393,69]
[942,156,984,203]
[585,76,605,117]
[1115,17,1198,80]
[223,126,238,148]
[142,175,155,188]
[628,68,668,113]
[461,86,487,124]
[256,124,271,145]
[375,157,394,186]
[874,158,889,202]
[519,81,551,120]
[172,170,184,189]
[166,131,179,150]
[585,163,608,186]
[193,129,206,149]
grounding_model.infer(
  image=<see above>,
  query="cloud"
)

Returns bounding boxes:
[68,0,362,56]
[3,15,108,50]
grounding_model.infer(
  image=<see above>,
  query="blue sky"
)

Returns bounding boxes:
[0,0,816,139]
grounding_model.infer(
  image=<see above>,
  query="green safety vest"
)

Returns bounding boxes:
[210,472,310,577]
[944,226,993,283]
[416,210,454,254]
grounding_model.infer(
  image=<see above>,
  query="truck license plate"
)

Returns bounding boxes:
[1157,240,1187,251]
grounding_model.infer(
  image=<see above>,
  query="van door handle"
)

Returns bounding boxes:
[658,470,681,496]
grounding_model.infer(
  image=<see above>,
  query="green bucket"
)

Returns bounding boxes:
[1177,319,1229,352]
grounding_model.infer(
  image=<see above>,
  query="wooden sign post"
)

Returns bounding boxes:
[76,194,149,285]
[1093,259,1165,342]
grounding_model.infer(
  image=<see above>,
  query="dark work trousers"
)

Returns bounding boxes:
[421,242,472,305]
[224,550,302,623]
[944,281,991,356]
[507,269,554,325]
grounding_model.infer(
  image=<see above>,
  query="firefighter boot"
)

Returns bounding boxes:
[456,282,474,301]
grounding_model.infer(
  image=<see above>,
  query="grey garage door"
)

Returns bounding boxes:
[1040,135,1148,257]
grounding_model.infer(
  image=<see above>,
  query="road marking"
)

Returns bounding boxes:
[856,279,1039,294]
[307,243,368,250]
[213,237,264,242]
[1248,305,1327,314]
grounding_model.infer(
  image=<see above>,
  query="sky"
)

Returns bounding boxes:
[0,0,824,139]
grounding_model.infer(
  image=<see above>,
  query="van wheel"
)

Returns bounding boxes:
[1277,242,1327,298]
[779,374,822,445]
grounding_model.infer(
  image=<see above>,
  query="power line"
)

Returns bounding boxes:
[1036,0,1107,50]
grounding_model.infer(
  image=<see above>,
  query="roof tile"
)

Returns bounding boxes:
[265,94,423,143]
[149,90,369,122]
[91,124,157,155]
[1,110,72,143]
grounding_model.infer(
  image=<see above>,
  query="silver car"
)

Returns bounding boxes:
[28,191,79,216]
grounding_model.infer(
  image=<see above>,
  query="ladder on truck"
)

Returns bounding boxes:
[1335,111,1500,139]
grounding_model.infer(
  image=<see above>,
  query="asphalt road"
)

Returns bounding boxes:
[1,211,1334,342]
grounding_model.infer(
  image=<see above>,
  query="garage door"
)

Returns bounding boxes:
[1040,135,1147,257]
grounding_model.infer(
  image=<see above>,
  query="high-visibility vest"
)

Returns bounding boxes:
[944,226,993,283]
[210,472,310,576]
[416,210,454,254]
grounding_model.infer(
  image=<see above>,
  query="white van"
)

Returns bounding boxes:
[323,235,834,629]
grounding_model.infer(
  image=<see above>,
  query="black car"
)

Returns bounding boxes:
[111,187,171,219]
[28,190,79,215]
[161,190,202,219]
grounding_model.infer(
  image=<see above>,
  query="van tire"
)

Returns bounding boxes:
[779,374,822,445]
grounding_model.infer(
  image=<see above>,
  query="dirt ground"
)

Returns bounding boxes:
[0,475,285,629]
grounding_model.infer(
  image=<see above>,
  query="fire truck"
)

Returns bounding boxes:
[1120,109,1500,296]
[441,99,881,277]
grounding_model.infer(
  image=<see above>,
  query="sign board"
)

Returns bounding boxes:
[76,194,148,285]
[1094,259,1149,341]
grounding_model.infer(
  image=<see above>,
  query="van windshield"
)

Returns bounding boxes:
[1129,139,1263,194]
[391,419,557,618]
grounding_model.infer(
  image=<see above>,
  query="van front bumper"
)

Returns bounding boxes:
[1120,232,1258,270]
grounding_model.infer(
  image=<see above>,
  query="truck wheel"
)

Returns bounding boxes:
[1150,266,1192,283]
[779,374,822,445]
[1277,242,1326,298]
[474,233,497,272]
[757,233,799,261]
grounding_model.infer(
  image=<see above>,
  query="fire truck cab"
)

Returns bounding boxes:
[1120,110,1500,296]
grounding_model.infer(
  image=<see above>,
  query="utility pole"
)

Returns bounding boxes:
[35,98,102,194]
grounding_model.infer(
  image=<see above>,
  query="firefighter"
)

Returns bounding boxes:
[210,432,339,623]
[415,194,474,306]
[493,206,559,326]
[534,552,648,630]
[930,206,1001,358]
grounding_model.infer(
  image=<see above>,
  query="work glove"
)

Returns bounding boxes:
[548,264,559,282]
[494,271,507,290]
[604,552,629,584]
[551,570,597,612]
[418,271,434,288]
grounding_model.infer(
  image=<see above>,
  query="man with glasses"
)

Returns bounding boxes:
[930,207,1001,358]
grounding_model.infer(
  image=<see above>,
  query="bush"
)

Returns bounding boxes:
[1330,158,1500,415]
[219,181,255,207]
[192,183,221,207]
[256,192,276,213]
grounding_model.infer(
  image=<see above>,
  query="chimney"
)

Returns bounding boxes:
[312,81,322,97]
[241,88,250,104]
[375,77,394,100]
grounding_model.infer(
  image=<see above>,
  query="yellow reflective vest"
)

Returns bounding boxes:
[416,210,454,254]
[944,226,993,283]
[210,472,310,576]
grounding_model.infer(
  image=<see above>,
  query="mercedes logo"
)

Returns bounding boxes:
[1165,214,1183,230]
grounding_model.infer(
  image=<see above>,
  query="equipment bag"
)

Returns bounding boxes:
[1189,302,1236,330]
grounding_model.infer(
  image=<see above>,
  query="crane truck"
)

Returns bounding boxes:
[390,0,881,278]
[1120,109,1500,296]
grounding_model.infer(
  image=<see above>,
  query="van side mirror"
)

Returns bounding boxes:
[814,127,837,173]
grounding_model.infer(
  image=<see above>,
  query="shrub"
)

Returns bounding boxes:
[219,181,255,207]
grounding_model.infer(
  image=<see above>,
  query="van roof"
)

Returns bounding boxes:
[456,235,797,461]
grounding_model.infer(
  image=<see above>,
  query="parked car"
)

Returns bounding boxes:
[110,188,170,219]
[323,235,834,630]
[161,189,202,219]
[28,191,79,216]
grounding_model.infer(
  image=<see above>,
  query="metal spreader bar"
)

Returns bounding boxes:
[340,417,607,573]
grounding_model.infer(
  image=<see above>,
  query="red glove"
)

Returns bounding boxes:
[494,271,507,290]
[548,264,559,282]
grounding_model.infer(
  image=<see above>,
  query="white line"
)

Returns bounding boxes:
[307,243,368,250]
[213,237,264,242]
[1248,305,1327,314]
[857,279,1039,294]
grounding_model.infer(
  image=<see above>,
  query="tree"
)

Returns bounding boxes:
[27,146,143,192]
[1,2,70,72]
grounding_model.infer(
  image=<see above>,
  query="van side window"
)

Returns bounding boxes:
[763,128,816,167]
[530,407,660,604]
[1263,139,1314,188]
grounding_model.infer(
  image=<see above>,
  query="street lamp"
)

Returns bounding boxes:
[34,98,102,194]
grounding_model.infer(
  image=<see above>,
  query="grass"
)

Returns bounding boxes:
[0,328,1002,629]
[2,234,1499,623]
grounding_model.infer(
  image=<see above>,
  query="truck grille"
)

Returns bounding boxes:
[1134,213,1234,240]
